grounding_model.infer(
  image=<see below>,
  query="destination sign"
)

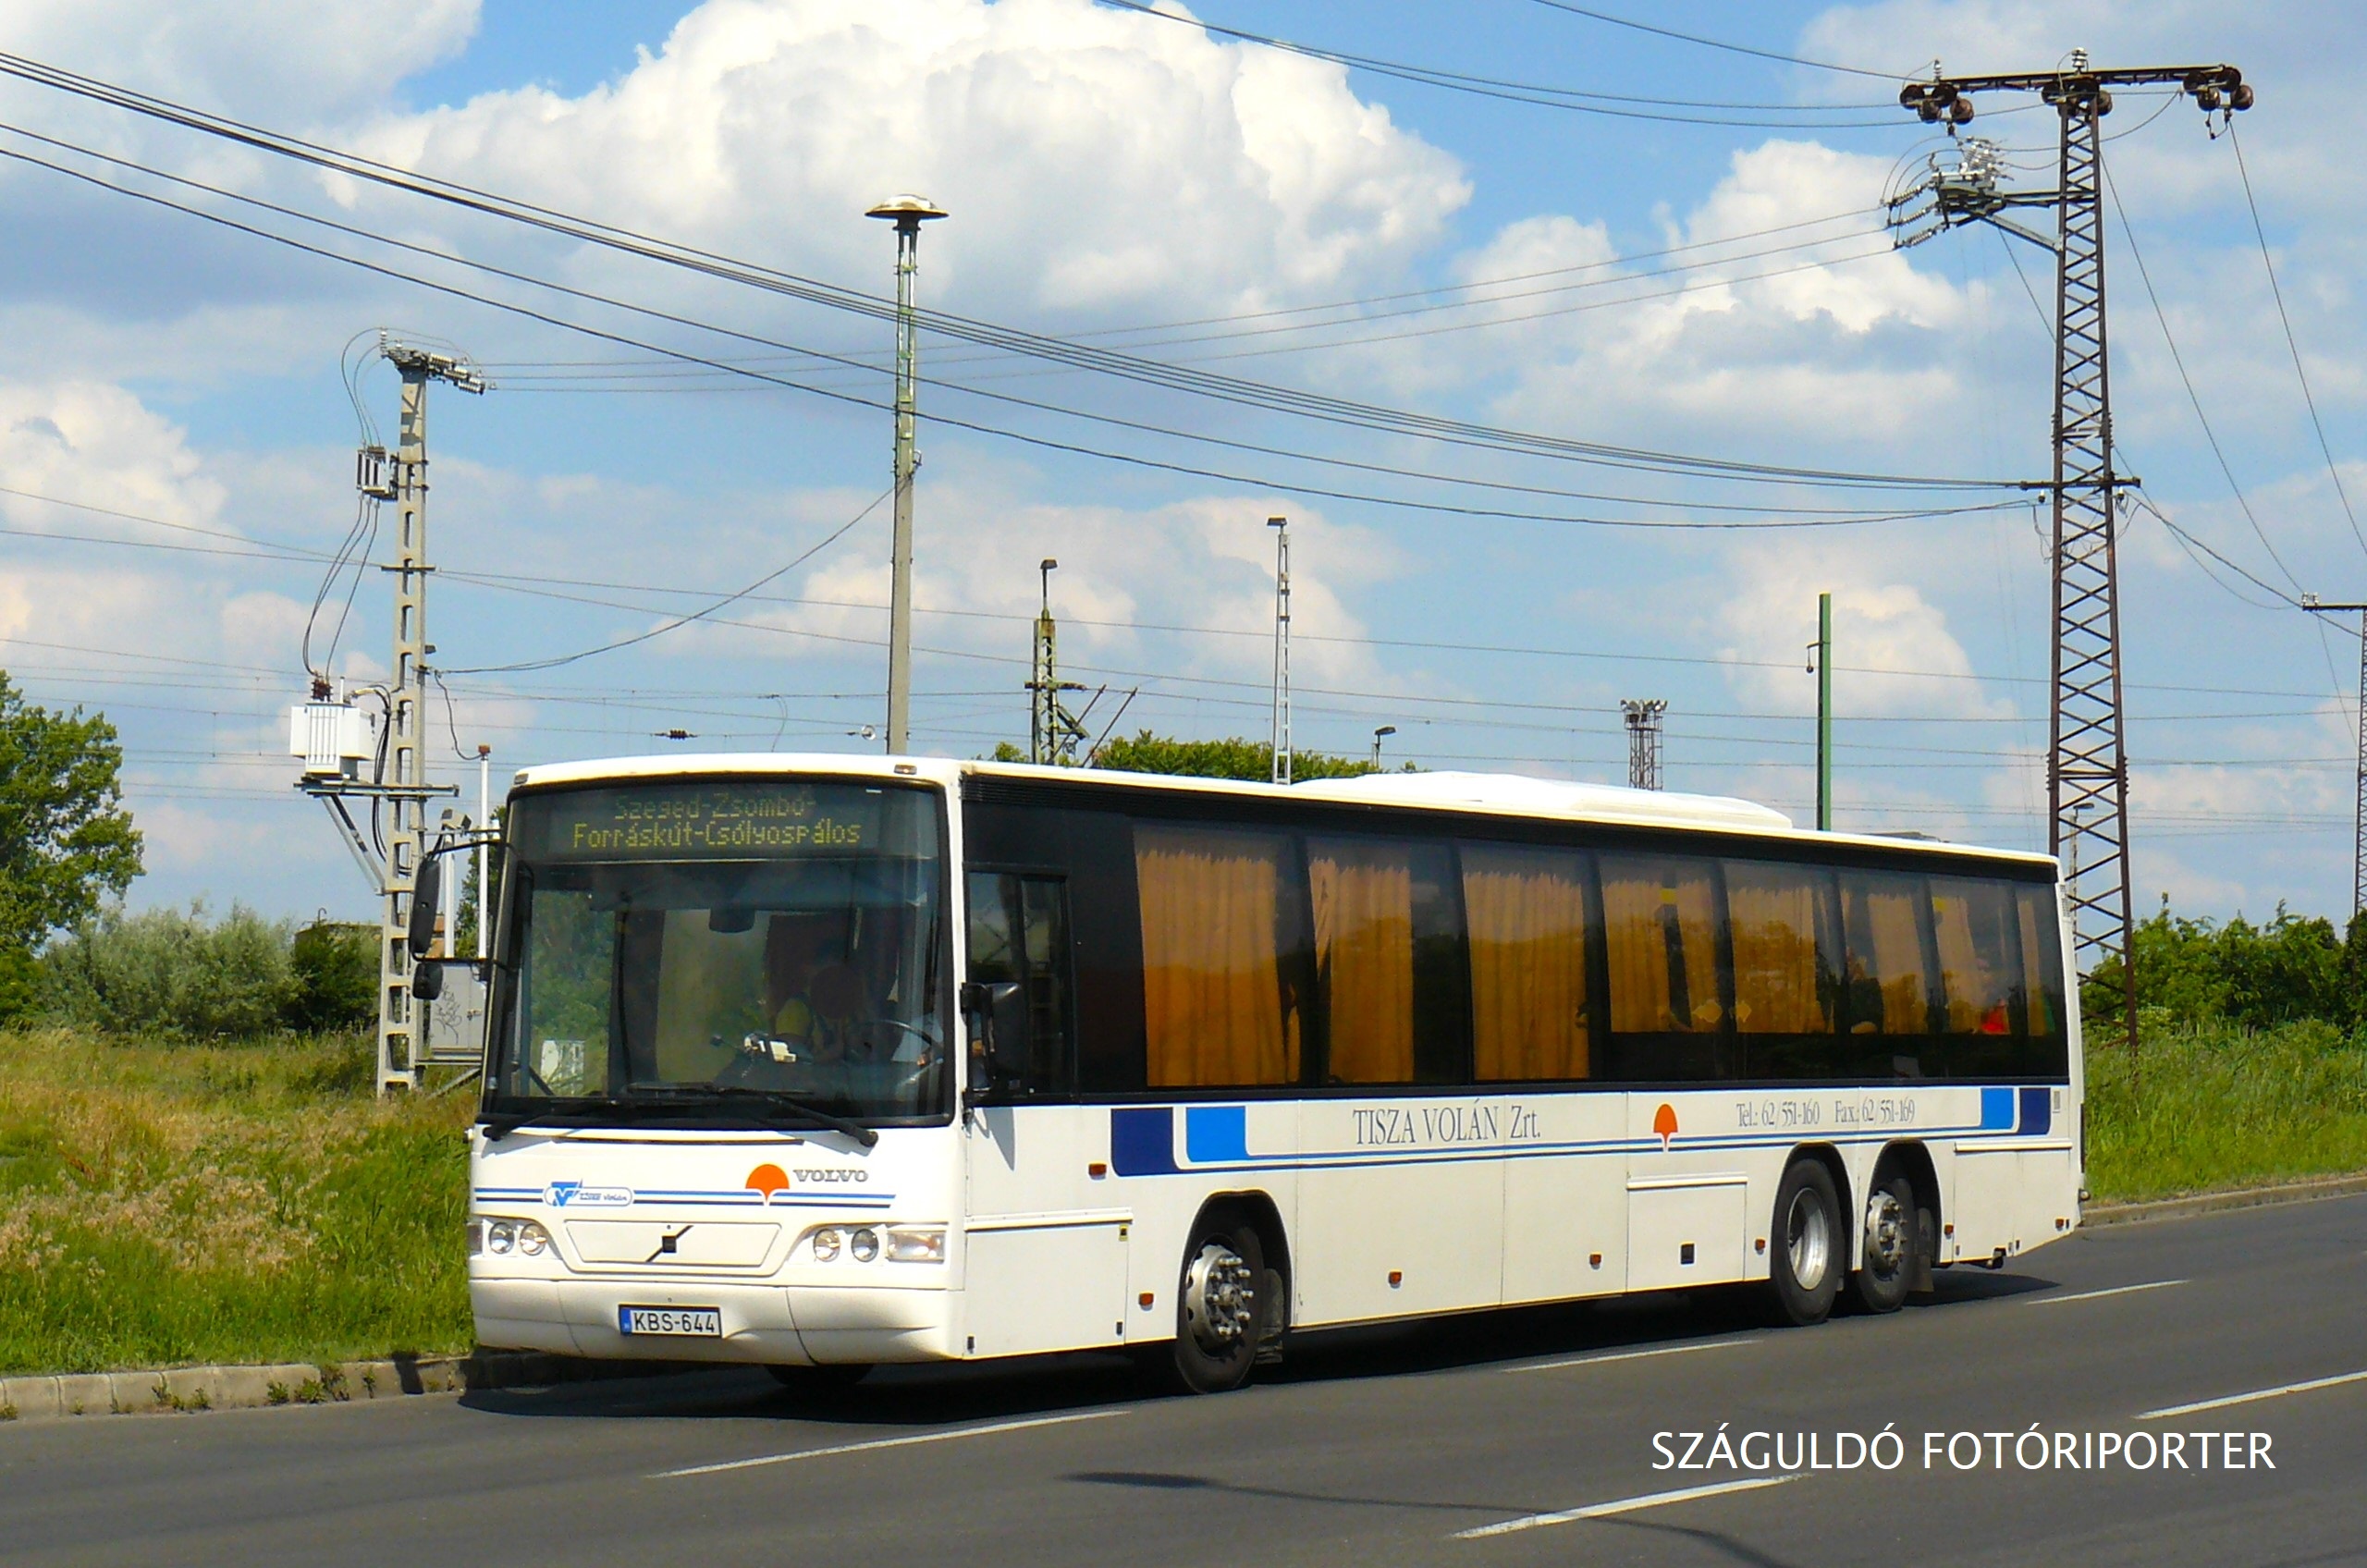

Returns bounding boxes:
[527,781,892,860]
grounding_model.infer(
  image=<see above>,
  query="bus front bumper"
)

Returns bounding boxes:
[472,1275,959,1366]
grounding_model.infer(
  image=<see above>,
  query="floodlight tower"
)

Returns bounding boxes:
[866,193,948,756]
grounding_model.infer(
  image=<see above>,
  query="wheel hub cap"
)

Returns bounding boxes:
[1785,1190,1832,1292]
[1183,1242,1257,1354]
[1865,1191,1907,1276]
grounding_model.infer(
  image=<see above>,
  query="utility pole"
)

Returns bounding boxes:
[1893,55,2251,1054]
[1269,516,1292,785]
[1623,699,1666,790]
[1815,591,1834,831]
[2301,596,2367,915]
[1027,558,1088,765]
[866,193,947,756]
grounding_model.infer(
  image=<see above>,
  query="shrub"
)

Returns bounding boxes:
[288,921,377,1033]
[2084,899,2361,1033]
[40,901,296,1039]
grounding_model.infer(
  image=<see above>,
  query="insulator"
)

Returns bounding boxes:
[1919,101,1941,122]
[1950,98,1975,124]
[2194,85,2222,111]
[2094,88,2113,115]
[2231,83,2255,111]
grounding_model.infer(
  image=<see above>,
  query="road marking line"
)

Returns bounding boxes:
[1507,1336,1760,1375]
[653,1409,1127,1478]
[1454,1474,1803,1539]
[2137,1369,2367,1422]
[2029,1279,2188,1306]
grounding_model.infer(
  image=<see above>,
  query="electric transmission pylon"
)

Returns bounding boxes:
[1892,54,2251,1050]
[2302,597,2367,916]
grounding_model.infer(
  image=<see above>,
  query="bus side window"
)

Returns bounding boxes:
[1931,876,2022,1078]
[1134,824,1307,1089]
[2016,884,2071,1077]
[1837,870,1939,1075]
[964,871,1072,1096]
[1725,860,1846,1080]
[1600,853,1731,1080]
[1307,837,1468,1085]
[1464,843,1595,1083]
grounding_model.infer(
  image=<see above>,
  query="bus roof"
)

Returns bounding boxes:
[510,753,2058,873]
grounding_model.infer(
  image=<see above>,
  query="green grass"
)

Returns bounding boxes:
[0,1028,472,1376]
[2084,1017,2367,1202]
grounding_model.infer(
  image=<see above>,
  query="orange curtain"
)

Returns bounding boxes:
[2017,885,2062,1036]
[1931,878,2015,1034]
[1600,857,1722,1033]
[1308,839,1416,1084]
[1136,827,1294,1087]
[1463,845,1589,1080]
[1845,876,1928,1035]
[1726,865,1830,1034]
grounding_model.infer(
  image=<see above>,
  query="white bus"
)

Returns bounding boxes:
[458,756,2080,1394]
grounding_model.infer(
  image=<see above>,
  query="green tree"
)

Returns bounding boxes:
[998,730,1384,782]
[288,919,378,1033]
[0,672,142,1018]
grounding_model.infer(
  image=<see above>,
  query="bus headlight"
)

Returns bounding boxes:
[476,1219,550,1257]
[850,1228,880,1263]
[886,1227,946,1263]
[811,1227,842,1262]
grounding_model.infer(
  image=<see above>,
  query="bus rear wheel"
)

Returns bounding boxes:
[1161,1209,1267,1394]
[1850,1173,1918,1314]
[1769,1158,1842,1327]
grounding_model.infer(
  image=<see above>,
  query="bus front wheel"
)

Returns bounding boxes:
[1769,1159,1842,1327]
[1161,1209,1267,1394]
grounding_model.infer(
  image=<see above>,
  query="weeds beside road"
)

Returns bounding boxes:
[0,1018,2361,1378]
[0,1028,471,1377]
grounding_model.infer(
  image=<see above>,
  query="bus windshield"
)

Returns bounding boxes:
[485,778,949,1125]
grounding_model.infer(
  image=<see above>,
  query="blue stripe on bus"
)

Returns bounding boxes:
[1184,1105,1251,1164]
[1980,1085,2016,1131]
[2017,1085,2052,1136]
[1110,1107,1181,1175]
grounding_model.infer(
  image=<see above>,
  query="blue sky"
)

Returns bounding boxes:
[0,0,2359,933]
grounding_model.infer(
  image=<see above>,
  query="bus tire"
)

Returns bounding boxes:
[766,1362,870,1395]
[1163,1207,1267,1394]
[1850,1173,1918,1314]
[1769,1158,1842,1327]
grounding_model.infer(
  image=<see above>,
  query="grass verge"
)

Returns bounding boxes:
[0,1027,472,1376]
[2084,1017,2367,1202]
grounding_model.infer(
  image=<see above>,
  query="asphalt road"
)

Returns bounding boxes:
[5,1195,2363,1568]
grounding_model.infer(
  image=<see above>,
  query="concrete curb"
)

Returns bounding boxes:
[0,1350,693,1426]
[2084,1171,2367,1228]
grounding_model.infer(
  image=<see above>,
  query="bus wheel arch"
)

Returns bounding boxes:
[1768,1153,1845,1327]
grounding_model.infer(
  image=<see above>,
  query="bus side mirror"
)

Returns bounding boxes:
[961,980,1031,1084]
[408,852,443,960]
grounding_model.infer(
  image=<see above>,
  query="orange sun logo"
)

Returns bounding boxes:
[745,1163,791,1203]
[1652,1103,1678,1152]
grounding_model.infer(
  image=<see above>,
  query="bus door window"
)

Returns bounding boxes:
[1306,838,1468,1085]
[2015,885,2071,1076]
[1462,843,1595,1083]
[1724,860,1845,1080]
[1600,854,1732,1080]
[1930,876,2023,1078]
[964,871,1073,1095]
[1838,870,1940,1076]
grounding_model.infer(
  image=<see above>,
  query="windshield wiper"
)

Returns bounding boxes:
[623,1083,879,1148]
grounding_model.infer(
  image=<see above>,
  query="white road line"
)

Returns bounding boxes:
[2028,1279,2188,1306]
[1507,1336,1760,1375]
[2137,1368,2367,1422]
[1454,1474,1803,1539]
[653,1409,1127,1478]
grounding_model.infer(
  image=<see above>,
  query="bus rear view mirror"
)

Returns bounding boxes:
[961,980,1031,1083]
[408,852,443,960]
[411,959,444,1002]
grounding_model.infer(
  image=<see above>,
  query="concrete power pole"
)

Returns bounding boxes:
[2302,597,2367,916]
[1623,699,1666,790]
[1815,591,1834,831]
[373,341,483,1093]
[866,194,947,756]
[1269,516,1292,785]
[1894,55,2251,1055]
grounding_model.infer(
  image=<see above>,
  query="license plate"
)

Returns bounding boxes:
[619,1305,722,1338]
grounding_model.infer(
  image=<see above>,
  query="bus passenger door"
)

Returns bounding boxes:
[962,871,1129,1356]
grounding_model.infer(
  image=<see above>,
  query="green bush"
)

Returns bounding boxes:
[288,920,377,1033]
[40,902,296,1040]
[2084,899,2366,1033]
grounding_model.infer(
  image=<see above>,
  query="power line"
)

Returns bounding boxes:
[1524,0,1910,82]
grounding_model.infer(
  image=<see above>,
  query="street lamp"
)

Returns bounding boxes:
[1371,724,1397,769]
[865,193,948,756]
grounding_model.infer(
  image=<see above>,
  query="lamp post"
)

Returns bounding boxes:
[1371,725,1396,770]
[865,193,948,755]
